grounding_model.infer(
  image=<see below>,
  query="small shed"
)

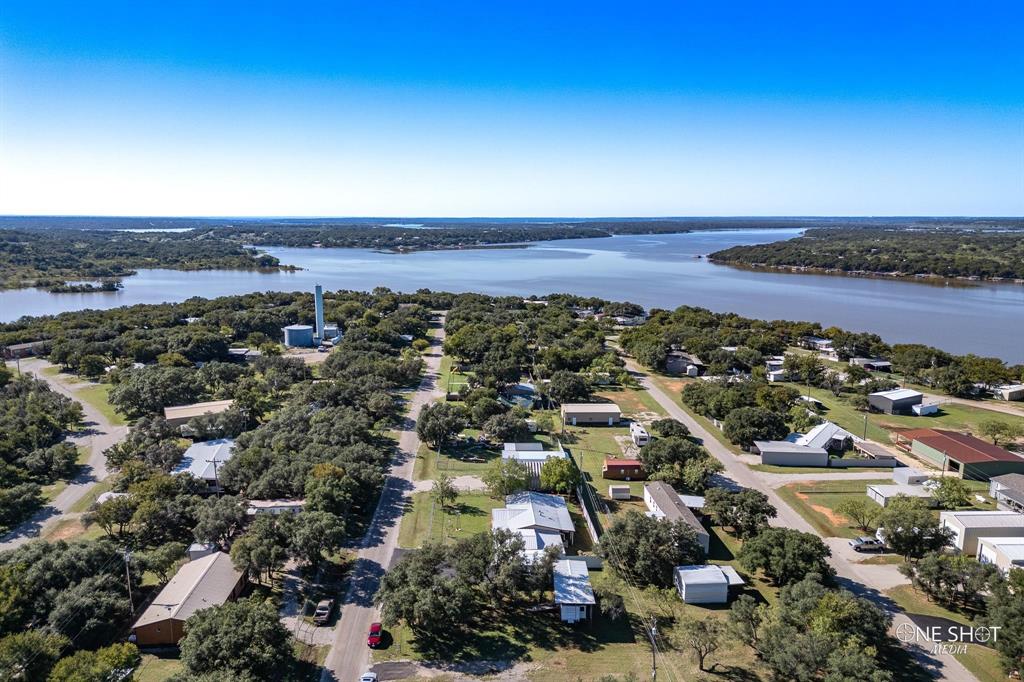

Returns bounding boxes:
[673,565,745,604]
[913,403,939,416]
[561,402,621,426]
[608,485,631,500]
[553,559,595,623]
[868,388,923,415]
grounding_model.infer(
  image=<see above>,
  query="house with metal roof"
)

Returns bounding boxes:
[895,429,1024,480]
[492,491,574,560]
[553,559,595,623]
[131,552,246,646]
[795,421,858,451]
[643,482,710,553]
[172,439,235,492]
[560,402,621,426]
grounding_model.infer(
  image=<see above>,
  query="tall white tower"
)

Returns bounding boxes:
[314,284,325,341]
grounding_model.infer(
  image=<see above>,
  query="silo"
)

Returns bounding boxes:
[314,285,326,341]
[282,324,314,347]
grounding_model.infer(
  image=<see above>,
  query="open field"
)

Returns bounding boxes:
[136,654,183,681]
[776,478,892,538]
[397,491,501,548]
[41,365,127,426]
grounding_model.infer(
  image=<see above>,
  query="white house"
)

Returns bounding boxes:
[795,421,857,452]
[172,439,235,491]
[553,559,595,623]
[673,565,745,604]
[940,511,1024,555]
[644,482,710,553]
[492,491,575,561]
[989,474,1024,513]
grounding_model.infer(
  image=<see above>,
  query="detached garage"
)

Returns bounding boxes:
[561,402,621,426]
[752,441,829,467]
[673,565,745,604]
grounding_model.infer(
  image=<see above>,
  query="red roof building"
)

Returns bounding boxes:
[895,428,1024,480]
[602,458,646,481]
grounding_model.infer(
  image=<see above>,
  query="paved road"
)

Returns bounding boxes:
[1,358,128,550]
[320,319,446,682]
[626,358,978,682]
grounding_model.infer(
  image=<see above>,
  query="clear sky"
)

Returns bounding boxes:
[1,1,1021,217]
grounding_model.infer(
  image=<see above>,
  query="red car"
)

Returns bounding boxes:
[367,622,383,648]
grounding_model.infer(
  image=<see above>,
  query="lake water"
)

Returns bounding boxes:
[2,228,1022,362]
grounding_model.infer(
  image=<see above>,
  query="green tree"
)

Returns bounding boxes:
[481,412,531,441]
[431,473,458,509]
[138,541,187,583]
[676,617,724,672]
[900,551,999,609]
[86,494,138,537]
[230,515,290,583]
[703,488,777,538]
[47,643,140,682]
[539,457,581,495]
[482,458,531,499]
[738,527,833,585]
[47,575,131,650]
[979,419,1021,446]
[179,598,295,681]
[597,511,704,587]
[722,407,789,448]
[193,495,247,547]
[289,511,346,569]
[548,371,591,403]
[835,498,880,532]
[875,497,955,560]
[650,418,689,438]
[982,570,1024,678]
[416,402,467,449]
[375,543,477,635]
[0,630,68,681]
[932,477,971,509]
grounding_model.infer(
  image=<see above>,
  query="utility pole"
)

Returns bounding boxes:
[124,550,135,613]
[862,414,868,440]
[646,616,658,681]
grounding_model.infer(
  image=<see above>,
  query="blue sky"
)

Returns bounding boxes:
[1,1,1021,216]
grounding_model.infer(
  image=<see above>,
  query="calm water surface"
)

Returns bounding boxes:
[2,229,1021,362]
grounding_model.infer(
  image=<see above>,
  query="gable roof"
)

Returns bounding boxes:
[902,429,1024,464]
[991,473,1024,492]
[133,552,242,628]
[173,439,236,480]
[796,421,857,449]
[553,559,595,605]
[869,388,922,401]
[644,482,706,536]
[164,399,234,422]
[493,491,574,534]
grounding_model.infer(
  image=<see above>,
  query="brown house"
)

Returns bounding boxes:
[132,551,245,646]
[602,458,646,480]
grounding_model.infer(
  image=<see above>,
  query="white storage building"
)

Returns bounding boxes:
[977,537,1024,575]
[752,441,829,467]
[553,559,595,623]
[866,483,935,508]
[940,511,1024,555]
[673,565,745,604]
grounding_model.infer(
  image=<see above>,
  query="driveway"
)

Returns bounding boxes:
[1,358,128,550]
[320,318,447,682]
[626,358,978,682]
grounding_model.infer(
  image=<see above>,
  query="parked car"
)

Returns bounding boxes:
[359,673,378,682]
[850,536,886,552]
[313,599,334,624]
[367,622,383,648]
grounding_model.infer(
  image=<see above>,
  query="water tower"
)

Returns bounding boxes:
[314,284,326,342]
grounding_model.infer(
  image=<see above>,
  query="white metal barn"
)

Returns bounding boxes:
[553,559,595,623]
[893,468,931,485]
[866,484,935,508]
[673,565,745,604]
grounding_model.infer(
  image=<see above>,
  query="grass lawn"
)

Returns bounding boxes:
[398,491,501,548]
[438,355,471,395]
[594,385,667,419]
[563,421,648,518]
[135,654,183,681]
[68,477,115,513]
[886,585,1005,682]
[374,568,772,681]
[776,479,891,539]
[75,381,127,426]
